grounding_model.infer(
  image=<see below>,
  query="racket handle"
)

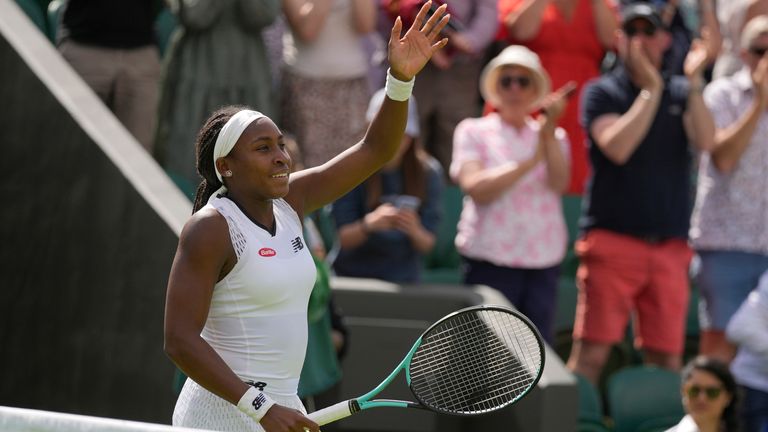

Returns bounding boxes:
[307,400,360,426]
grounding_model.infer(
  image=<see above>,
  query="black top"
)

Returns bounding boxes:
[59,0,160,49]
[579,64,693,240]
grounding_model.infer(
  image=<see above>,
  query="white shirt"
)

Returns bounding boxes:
[665,415,700,432]
[201,196,317,397]
[691,69,768,254]
[726,270,768,393]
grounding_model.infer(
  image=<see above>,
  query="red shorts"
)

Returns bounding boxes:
[572,229,692,354]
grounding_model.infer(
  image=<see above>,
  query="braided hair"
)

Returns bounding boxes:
[191,105,250,213]
[681,355,741,432]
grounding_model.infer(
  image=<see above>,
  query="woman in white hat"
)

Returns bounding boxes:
[450,45,574,343]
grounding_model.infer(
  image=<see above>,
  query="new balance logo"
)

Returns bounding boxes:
[251,393,267,410]
[291,236,304,252]
[247,381,267,391]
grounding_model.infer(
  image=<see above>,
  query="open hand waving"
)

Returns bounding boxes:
[388,1,451,82]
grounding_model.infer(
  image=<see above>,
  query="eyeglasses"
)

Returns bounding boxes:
[623,23,658,37]
[500,75,532,90]
[686,385,724,400]
[749,46,768,57]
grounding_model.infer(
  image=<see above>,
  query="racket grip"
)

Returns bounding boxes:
[307,400,360,426]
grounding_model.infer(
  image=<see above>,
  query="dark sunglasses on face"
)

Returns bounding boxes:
[500,75,532,90]
[623,24,658,37]
[686,385,723,400]
[750,46,768,57]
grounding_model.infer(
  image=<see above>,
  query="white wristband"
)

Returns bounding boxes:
[237,386,276,423]
[385,68,415,101]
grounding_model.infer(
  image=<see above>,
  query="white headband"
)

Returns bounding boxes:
[212,110,265,194]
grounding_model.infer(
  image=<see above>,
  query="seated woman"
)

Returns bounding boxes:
[331,89,443,283]
[666,356,740,432]
[450,45,573,343]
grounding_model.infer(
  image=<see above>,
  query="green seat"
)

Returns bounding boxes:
[46,0,62,42]
[553,194,582,363]
[684,281,700,362]
[606,366,684,432]
[576,373,609,431]
[554,195,582,334]
[579,420,612,432]
[422,185,463,284]
[15,0,48,36]
[154,7,177,57]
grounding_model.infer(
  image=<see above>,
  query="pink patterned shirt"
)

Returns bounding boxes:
[450,113,569,268]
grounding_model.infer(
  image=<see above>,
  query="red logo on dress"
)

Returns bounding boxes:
[258,248,276,257]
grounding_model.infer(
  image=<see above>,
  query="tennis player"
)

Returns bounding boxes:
[162,4,450,431]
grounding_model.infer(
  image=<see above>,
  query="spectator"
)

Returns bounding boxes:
[386,0,499,178]
[726,270,768,432]
[154,0,279,196]
[566,3,717,385]
[498,0,618,195]
[622,0,721,76]
[719,0,768,79]
[451,45,572,344]
[691,15,768,364]
[280,0,376,168]
[666,356,740,432]
[57,0,162,151]
[331,89,443,283]
[712,0,751,79]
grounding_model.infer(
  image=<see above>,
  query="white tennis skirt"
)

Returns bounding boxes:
[173,378,307,431]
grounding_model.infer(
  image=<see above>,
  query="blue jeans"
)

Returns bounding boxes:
[694,250,768,330]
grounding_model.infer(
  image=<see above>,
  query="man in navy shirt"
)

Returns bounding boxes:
[566,2,716,385]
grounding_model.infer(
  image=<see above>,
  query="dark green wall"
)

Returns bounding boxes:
[0,5,185,424]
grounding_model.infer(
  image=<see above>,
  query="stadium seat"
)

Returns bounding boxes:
[14,0,48,36]
[45,0,61,42]
[554,194,582,335]
[606,366,684,432]
[576,373,610,432]
[422,184,463,284]
[553,194,581,363]
[683,281,700,362]
[154,7,177,57]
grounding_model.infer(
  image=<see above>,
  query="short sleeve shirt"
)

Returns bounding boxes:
[691,68,768,254]
[580,65,693,239]
[450,113,568,268]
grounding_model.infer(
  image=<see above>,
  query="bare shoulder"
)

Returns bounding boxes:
[179,207,231,255]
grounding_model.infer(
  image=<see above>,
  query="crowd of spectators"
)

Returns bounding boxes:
[17,0,768,429]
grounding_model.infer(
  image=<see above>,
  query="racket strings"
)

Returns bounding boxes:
[426,318,531,408]
[409,309,542,415]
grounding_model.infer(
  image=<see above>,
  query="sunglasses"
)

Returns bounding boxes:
[749,46,768,57]
[500,75,532,90]
[623,24,658,37]
[686,385,723,400]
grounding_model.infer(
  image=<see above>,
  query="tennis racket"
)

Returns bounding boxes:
[307,304,545,426]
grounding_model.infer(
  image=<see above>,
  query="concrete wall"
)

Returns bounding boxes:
[0,2,190,423]
[327,278,578,432]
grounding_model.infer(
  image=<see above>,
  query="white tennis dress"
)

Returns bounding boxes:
[173,195,317,431]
